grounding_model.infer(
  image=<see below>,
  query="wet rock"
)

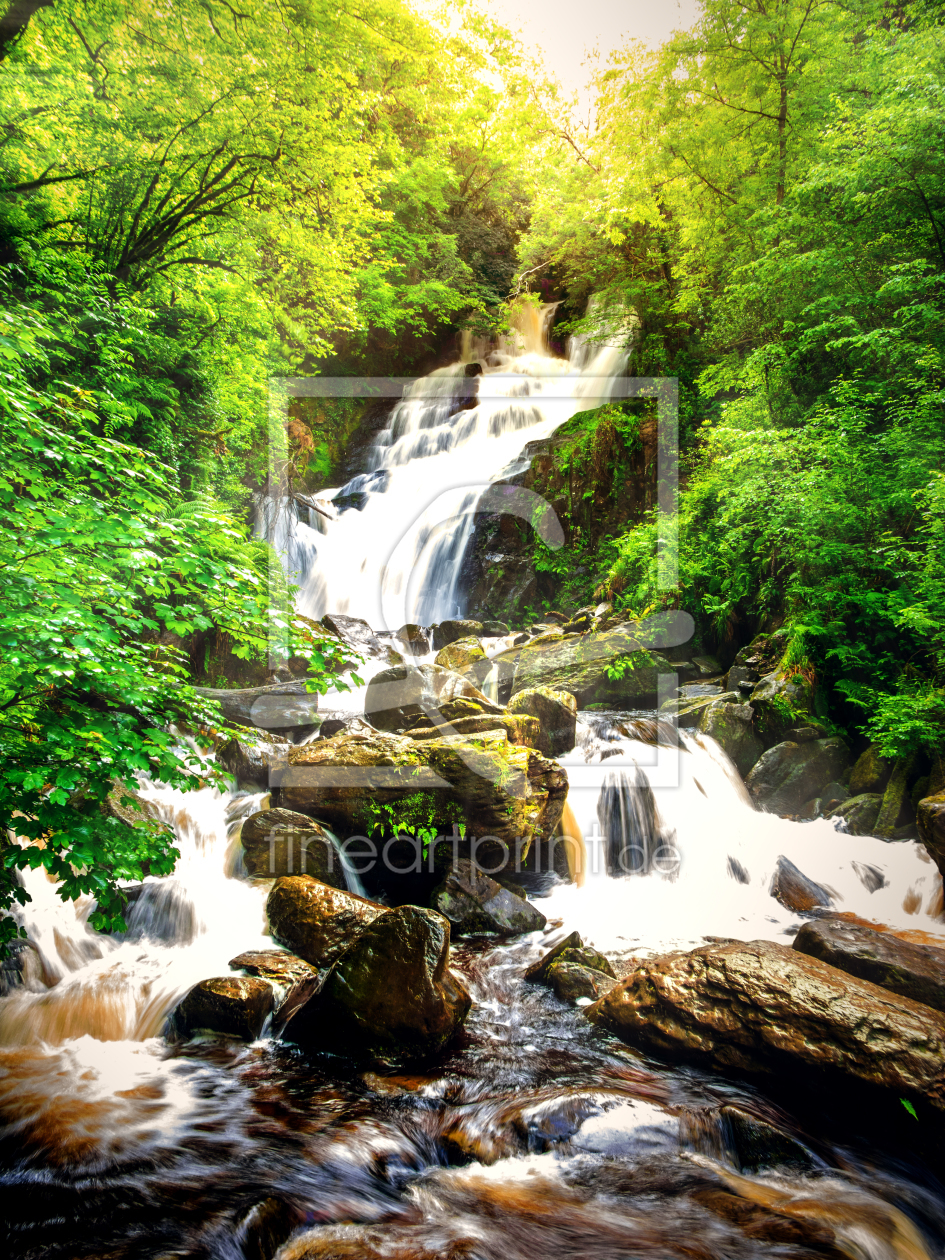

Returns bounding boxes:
[708,1105,820,1173]
[827,793,883,836]
[394,623,429,655]
[217,733,290,790]
[509,626,673,708]
[364,662,501,732]
[195,681,320,737]
[431,619,484,651]
[917,793,945,876]
[507,686,578,757]
[661,690,739,728]
[320,613,395,662]
[849,744,893,797]
[434,635,486,672]
[481,620,509,635]
[273,727,568,865]
[587,939,945,1109]
[875,754,916,838]
[547,960,617,1003]
[769,855,833,912]
[174,976,273,1041]
[746,738,850,815]
[430,859,546,936]
[241,808,345,885]
[295,906,471,1062]
[784,724,829,743]
[698,702,762,777]
[524,930,584,982]
[819,781,848,814]
[229,949,319,1028]
[0,940,42,996]
[266,875,383,970]
[793,918,945,1013]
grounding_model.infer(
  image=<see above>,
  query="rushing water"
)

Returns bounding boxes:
[3,311,945,1258]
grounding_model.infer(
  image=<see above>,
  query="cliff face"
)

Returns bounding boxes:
[461,402,658,623]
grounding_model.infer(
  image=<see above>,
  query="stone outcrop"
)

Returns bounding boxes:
[746,738,850,815]
[698,701,763,777]
[747,670,816,744]
[827,793,883,836]
[403,711,539,749]
[272,727,568,866]
[661,691,739,728]
[229,949,319,1029]
[240,808,345,885]
[506,687,578,757]
[288,905,471,1063]
[320,613,401,665]
[769,855,833,913]
[524,931,615,983]
[506,627,673,708]
[917,793,945,876]
[394,623,430,655]
[587,939,945,1110]
[430,859,546,936]
[195,681,320,737]
[792,919,945,1013]
[364,663,500,732]
[266,875,383,971]
[174,976,273,1041]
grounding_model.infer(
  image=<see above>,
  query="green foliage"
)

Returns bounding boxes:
[358,793,466,857]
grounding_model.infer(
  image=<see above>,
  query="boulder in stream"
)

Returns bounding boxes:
[195,681,320,737]
[587,939,945,1110]
[917,792,945,877]
[174,976,274,1041]
[403,710,539,748]
[769,855,833,913]
[506,686,578,757]
[266,875,383,970]
[289,905,471,1063]
[826,792,883,836]
[508,626,673,708]
[431,619,484,650]
[217,733,290,790]
[430,859,546,936]
[229,949,320,1029]
[546,959,617,1003]
[792,918,945,1013]
[849,744,894,796]
[698,701,762,777]
[241,808,345,885]
[434,635,486,672]
[746,738,850,815]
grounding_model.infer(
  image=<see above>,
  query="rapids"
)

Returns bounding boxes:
[2,305,945,1259]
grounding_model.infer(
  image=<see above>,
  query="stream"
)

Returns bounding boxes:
[2,308,945,1259]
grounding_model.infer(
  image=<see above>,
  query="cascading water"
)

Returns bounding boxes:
[4,303,945,1258]
[269,301,628,628]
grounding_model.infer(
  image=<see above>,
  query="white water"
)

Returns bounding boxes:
[270,303,627,628]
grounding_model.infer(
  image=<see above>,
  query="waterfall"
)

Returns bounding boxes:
[266,299,629,628]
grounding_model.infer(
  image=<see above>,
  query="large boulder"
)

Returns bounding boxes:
[745,738,850,815]
[849,745,893,797]
[240,808,345,885]
[195,681,319,737]
[431,619,484,650]
[290,905,472,1063]
[917,793,945,876]
[364,663,501,732]
[827,793,883,836]
[547,959,618,1004]
[217,733,290,790]
[587,939,945,1110]
[174,976,273,1041]
[430,859,546,936]
[698,701,762,777]
[266,875,382,970]
[272,727,568,867]
[506,687,578,757]
[792,919,945,1013]
[507,626,674,707]
[229,949,319,1029]
[434,635,486,672]
[403,711,539,748]
[320,613,400,664]
[661,691,739,728]
[394,623,430,656]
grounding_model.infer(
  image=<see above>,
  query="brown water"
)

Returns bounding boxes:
[2,933,944,1260]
